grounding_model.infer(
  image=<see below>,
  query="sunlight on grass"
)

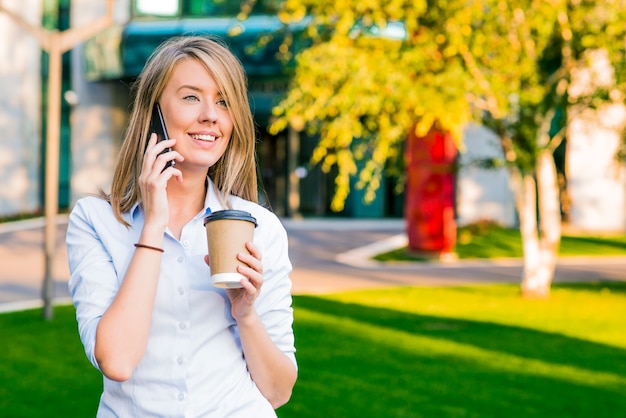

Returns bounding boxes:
[2,283,626,418]
[279,283,626,418]
[374,223,626,261]
[328,282,626,349]
[297,307,626,390]
[283,282,626,418]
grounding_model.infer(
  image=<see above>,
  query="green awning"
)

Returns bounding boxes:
[84,15,294,81]
[83,16,300,121]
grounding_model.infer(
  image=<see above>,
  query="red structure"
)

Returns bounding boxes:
[405,127,457,255]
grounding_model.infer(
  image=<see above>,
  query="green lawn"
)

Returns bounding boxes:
[2,281,626,417]
[0,306,102,416]
[375,224,626,261]
[282,282,626,418]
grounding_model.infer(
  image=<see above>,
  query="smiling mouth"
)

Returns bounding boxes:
[191,134,216,142]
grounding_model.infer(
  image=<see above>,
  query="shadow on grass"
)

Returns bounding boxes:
[2,285,625,418]
[456,227,523,259]
[555,280,626,295]
[561,235,626,251]
[280,284,626,418]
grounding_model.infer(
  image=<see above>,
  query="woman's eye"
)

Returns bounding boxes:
[217,98,228,107]
[183,95,199,102]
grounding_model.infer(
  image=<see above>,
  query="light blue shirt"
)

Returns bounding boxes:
[66,179,296,417]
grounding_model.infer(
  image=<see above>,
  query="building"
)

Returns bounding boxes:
[71,0,403,219]
[1,0,624,232]
[0,1,43,216]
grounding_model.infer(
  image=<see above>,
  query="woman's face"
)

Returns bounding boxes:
[157,58,233,172]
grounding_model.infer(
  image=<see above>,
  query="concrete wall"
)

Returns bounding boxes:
[0,0,42,216]
[456,124,517,227]
[68,0,131,203]
[567,104,626,232]
[457,117,626,233]
[566,49,626,233]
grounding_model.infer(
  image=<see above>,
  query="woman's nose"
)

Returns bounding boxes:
[200,103,218,124]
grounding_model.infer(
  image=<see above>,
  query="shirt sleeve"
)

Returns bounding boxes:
[66,198,121,371]
[253,211,297,369]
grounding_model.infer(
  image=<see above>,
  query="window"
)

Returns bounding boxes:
[134,0,181,17]
[133,0,281,19]
[186,0,241,16]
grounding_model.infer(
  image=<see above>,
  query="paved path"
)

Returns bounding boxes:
[0,217,72,312]
[1,216,625,313]
[283,218,626,293]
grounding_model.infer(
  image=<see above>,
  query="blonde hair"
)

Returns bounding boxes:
[105,36,258,225]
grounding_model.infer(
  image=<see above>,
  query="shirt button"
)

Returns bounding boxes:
[177,256,184,263]
[179,322,187,330]
[183,240,190,247]
[178,287,185,295]
[177,356,184,365]
[178,393,185,401]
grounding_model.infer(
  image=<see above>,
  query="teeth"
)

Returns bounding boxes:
[192,134,216,142]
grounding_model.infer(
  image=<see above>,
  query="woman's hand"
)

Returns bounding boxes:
[204,241,264,321]
[208,242,296,408]
[139,133,183,228]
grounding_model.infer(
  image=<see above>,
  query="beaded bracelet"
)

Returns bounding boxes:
[134,243,164,253]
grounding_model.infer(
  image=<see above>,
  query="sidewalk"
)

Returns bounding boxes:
[0,216,406,312]
[1,216,626,313]
[0,216,72,313]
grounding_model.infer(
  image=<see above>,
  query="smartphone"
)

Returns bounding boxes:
[150,103,175,170]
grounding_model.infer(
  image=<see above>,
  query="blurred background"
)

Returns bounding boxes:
[1,0,625,250]
[2,3,626,416]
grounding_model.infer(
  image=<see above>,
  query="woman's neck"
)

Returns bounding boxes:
[166,170,207,239]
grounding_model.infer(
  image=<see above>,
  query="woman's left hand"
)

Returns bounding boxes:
[204,241,263,321]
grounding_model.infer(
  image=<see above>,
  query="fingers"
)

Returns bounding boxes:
[237,242,263,289]
[139,135,184,225]
[244,241,262,262]
[238,243,262,274]
[143,134,183,177]
[227,244,263,318]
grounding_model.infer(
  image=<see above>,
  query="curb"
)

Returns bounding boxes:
[0,297,73,315]
[0,214,69,235]
[335,234,408,267]
[333,235,626,270]
[281,218,404,231]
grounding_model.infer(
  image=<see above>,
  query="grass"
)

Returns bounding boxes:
[2,282,626,417]
[0,306,102,416]
[374,223,626,261]
[281,282,626,418]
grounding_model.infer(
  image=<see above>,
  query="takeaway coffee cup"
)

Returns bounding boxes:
[204,209,258,288]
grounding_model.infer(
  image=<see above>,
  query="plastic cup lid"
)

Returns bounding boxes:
[204,209,257,227]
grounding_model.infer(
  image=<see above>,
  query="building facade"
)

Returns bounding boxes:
[1,0,624,232]
[71,0,404,219]
[0,0,43,216]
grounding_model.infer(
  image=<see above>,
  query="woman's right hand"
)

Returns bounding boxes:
[138,133,184,229]
[95,134,183,382]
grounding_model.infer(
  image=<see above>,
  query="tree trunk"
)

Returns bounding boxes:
[512,170,543,296]
[518,151,562,298]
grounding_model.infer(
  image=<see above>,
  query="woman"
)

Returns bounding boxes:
[66,36,297,417]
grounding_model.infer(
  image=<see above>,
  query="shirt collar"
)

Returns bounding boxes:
[124,202,141,225]
[123,176,226,225]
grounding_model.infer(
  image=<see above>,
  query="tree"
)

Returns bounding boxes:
[456,0,626,297]
[269,0,626,297]
[270,0,471,211]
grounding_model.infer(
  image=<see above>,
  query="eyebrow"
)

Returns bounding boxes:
[177,85,202,92]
